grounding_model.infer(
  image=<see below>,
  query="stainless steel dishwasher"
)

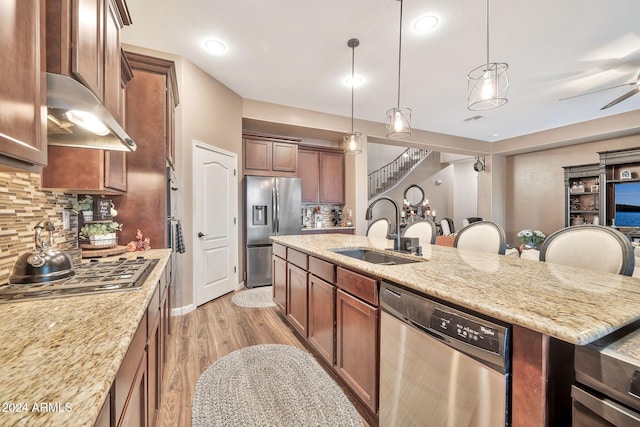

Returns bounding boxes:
[380,281,511,427]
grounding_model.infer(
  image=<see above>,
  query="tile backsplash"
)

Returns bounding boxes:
[301,204,345,228]
[0,172,77,284]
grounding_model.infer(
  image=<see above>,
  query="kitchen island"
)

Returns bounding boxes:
[0,249,171,427]
[271,234,640,426]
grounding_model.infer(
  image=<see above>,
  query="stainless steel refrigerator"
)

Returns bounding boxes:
[245,176,301,288]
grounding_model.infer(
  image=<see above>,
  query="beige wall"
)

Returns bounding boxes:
[505,134,640,244]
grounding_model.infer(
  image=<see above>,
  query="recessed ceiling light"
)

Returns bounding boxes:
[204,39,226,55]
[414,15,438,33]
[345,76,364,87]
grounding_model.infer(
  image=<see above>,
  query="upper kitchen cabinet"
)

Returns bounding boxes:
[0,0,47,172]
[298,146,345,204]
[111,51,179,247]
[243,135,298,176]
[46,0,131,122]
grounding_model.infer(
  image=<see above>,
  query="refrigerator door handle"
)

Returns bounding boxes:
[275,184,280,233]
[271,186,277,233]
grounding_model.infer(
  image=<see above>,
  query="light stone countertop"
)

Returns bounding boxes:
[272,234,640,346]
[0,249,171,427]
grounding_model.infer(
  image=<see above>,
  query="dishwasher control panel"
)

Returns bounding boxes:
[430,307,501,354]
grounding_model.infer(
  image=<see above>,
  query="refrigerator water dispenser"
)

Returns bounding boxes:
[252,206,267,225]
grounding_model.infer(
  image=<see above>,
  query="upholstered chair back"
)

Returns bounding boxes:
[402,220,437,245]
[366,218,390,240]
[454,221,506,255]
[539,225,634,276]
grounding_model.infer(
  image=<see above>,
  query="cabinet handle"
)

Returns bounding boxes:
[197,232,207,238]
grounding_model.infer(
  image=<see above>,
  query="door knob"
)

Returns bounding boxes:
[197,232,207,238]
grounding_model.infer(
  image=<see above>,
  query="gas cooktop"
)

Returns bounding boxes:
[0,257,157,303]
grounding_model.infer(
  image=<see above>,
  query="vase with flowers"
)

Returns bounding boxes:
[517,229,546,250]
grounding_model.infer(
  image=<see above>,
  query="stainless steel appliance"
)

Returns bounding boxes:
[0,257,157,303]
[573,321,640,426]
[380,281,511,427]
[245,176,301,288]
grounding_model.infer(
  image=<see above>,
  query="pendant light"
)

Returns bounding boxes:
[343,38,363,155]
[385,0,411,138]
[467,0,509,110]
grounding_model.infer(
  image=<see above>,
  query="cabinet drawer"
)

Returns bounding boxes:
[273,242,287,259]
[287,248,308,269]
[336,267,378,306]
[309,256,335,284]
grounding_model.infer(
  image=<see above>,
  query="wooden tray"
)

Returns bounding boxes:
[81,245,127,258]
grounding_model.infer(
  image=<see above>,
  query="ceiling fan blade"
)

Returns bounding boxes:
[559,81,637,101]
[600,86,640,110]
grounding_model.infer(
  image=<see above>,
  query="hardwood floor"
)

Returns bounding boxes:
[155,290,313,427]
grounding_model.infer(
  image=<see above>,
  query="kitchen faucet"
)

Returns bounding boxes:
[366,196,401,251]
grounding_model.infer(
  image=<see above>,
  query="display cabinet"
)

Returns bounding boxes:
[599,147,640,228]
[563,163,601,227]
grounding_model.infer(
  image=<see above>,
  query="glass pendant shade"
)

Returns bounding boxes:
[343,131,363,154]
[343,38,363,155]
[467,0,509,110]
[467,62,509,110]
[385,107,411,138]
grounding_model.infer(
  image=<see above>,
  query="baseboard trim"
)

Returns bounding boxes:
[171,304,196,316]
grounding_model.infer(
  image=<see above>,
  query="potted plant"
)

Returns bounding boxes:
[80,221,122,246]
[72,195,94,221]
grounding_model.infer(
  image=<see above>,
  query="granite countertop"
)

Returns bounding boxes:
[271,234,640,345]
[0,249,171,427]
[301,226,355,231]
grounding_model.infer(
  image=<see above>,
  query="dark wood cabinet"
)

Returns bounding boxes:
[94,392,111,427]
[336,289,379,413]
[243,136,298,176]
[0,0,47,171]
[114,52,179,247]
[299,149,320,203]
[308,274,335,365]
[297,147,345,204]
[287,263,308,337]
[47,0,129,121]
[115,313,147,426]
[118,350,147,427]
[319,151,345,204]
[42,146,126,194]
[273,253,287,313]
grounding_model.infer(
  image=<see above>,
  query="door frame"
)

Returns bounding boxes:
[191,140,240,307]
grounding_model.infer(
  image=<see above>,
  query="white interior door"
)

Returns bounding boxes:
[193,141,238,306]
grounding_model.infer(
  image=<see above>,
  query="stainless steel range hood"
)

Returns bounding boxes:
[46,73,136,152]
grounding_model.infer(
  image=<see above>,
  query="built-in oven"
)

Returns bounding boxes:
[573,320,640,426]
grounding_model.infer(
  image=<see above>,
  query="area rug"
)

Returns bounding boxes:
[192,344,362,427]
[231,286,276,308]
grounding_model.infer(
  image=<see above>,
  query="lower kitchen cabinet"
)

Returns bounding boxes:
[108,262,170,427]
[273,254,287,312]
[287,263,308,337]
[336,289,379,413]
[94,393,111,427]
[308,274,335,365]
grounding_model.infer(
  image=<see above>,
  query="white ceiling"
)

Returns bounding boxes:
[121,0,640,143]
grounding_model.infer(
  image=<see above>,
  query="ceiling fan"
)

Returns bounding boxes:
[560,72,640,110]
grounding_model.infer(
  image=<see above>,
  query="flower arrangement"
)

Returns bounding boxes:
[517,229,546,247]
[125,229,151,252]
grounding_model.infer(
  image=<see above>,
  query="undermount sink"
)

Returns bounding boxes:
[330,248,424,265]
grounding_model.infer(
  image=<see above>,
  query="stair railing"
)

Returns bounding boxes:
[368,147,431,199]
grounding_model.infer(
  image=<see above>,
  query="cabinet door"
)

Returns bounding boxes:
[147,315,160,427]
[308,275,335,365]
[244,139,271,171]
[287,263,308,337]
[272,142,297,173]
[105,151,127,191]
[71,0,105,100]
[298,150,320,203]
[118,351,147,427]
[320,151,345,204]
[94,392,111,427]
[0,0,47,168]
[336,289,379,412]
[104,0,122,119]
[273,255,287,313]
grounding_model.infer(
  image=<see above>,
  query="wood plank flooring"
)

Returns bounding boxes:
[155,290,366,427]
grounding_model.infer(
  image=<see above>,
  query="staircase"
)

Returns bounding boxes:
[368,147,431,199]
